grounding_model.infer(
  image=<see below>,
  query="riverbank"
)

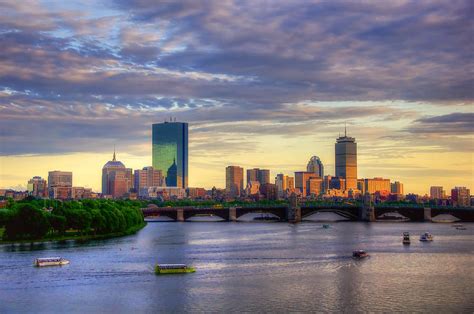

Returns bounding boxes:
[0,222,146,245]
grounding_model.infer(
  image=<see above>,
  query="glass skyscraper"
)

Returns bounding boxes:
[335,128,357,191]
[152,122,188,188]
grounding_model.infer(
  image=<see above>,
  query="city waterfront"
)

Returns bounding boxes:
[1,221,473,313]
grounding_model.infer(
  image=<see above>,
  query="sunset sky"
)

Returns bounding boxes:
[0,0,473,194]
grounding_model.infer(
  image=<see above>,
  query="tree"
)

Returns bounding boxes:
[4,204,50,240]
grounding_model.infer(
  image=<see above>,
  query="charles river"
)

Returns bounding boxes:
[1,215,473,313]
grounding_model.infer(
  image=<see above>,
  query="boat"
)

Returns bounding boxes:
[155,264,196,275]
[322,224,330,229]
[452,223,463,228]
[352,250,369,259]
[402,232,410,245]
[419,232,434,242]
[34,257,69,267]
[456,226,467,230]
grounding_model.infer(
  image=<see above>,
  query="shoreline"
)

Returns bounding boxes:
[0,222,147,245]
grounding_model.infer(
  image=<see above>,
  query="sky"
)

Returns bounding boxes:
[0,0,473,194]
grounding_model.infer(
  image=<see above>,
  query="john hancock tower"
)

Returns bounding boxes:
[152,121,188,188]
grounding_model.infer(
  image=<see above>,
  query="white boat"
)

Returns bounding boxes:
[353,250,369,259]
[35,257,70,267]
[419,232,433,242]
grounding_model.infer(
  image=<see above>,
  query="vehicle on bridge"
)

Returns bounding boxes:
[419,232,433,242]
[352,250,369,259]
[155,264,196,275]
[402,232,410,245]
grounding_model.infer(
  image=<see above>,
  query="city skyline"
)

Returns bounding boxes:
[0,1,473,194]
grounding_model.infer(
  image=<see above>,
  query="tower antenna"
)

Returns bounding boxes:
[113,145,116,161]
[344,122,347,137]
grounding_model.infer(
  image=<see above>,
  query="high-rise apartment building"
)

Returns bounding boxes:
[134,166,163,196]
[364,178,390,194]
[247,168,270,185]
[295,171,320,197]
[152,121,188,188]
[27,176,47,198]
[307,156,324,177]
[275,174,295,198]
[48,171,72,199]
[102,151,132,198]
[390,181,404,195]
[451,187,470,207]
[430,186,445,199]
[226,166,244,197]
[335,129,357,190]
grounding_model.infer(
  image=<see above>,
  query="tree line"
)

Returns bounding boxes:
[0,199,145,241]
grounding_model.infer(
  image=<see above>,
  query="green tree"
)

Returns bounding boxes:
[4,204,51,240]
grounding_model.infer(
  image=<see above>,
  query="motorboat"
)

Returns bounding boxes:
[35,257,69,267]
[322,224,330,229]
[352,250,369,259]
[402,232,410,245]
[419,232,433,242]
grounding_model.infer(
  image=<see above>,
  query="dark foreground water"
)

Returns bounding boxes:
[1,221,473,313]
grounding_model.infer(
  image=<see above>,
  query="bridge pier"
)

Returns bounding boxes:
[228,207,237,222]
[286,193,301,223]
[177,209,184,222]
[424,208,432,222]
[361,193,375,222]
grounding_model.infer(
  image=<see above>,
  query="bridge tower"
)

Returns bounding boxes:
[361,193,375,222]
[286,193,301,223]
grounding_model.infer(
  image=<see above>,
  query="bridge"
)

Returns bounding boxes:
[142,204,474,222]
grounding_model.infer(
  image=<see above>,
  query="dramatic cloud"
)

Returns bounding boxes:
[0,0,472,191]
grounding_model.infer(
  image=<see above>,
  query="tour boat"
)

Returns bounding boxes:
[155,264,196,275]
[34,257,70,267]
[419,232,434,242]
[352,250,369,259]
[402,232,411,245]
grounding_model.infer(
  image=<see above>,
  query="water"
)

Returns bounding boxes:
[1,222,473,313]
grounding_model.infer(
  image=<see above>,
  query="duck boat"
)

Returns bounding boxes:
[352,250,369,259]
[35,257,69,267]
[155,264,196,275]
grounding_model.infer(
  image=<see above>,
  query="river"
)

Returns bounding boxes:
[1,221,473,313]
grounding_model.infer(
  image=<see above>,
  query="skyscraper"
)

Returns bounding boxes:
[451,187,470,207]
[48,170,72,199]
[306,156,324,177]
[247,168,270,185]
[430,186,445,199]
[102,151,132,198]
[390,181,404,195]
[152,121,188,188]
[335,127,357,191]
[226,166,244,197]
[27,176,47,198]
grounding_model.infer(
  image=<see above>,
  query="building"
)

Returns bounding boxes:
[306,156,324,177]
[260,183,278,200]
[226,166,244,197]
[247,168,270,185]
[27,176,48,198]
[152,121,188,188]
[295,172,320,197]
[307,177,323,197]
[357,179,365,194]
[134,167,163,196]
[245,180,261,196]
[275,174,295,198]
[72,187,92,199]
[335,128,357,190]
[102,151,133,198]
[186,187,206,199]
[48,171,72,199]
[330,176,345,191]
[430,186,445,199]
[451,187,470,207]
[364,178,391,194]
[140,186,186,200]
[390,181,404,195]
